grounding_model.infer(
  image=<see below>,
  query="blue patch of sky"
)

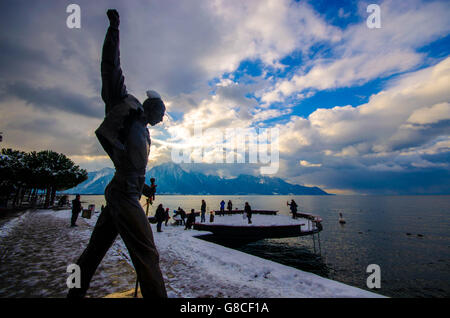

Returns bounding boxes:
[207,59,265,96]
[292,84,376,116]
[304,0,364,28]
[231,42,337,83]
[166,110,184,122]
[254,77,386,126]
[275,44,330,78]
[277,51,304,77]
[417,33,450,60]
[207,77,221,95]
[234,59,265,79]
[256,113,291,127]
[207,77,220,87]
[423,151,450,165]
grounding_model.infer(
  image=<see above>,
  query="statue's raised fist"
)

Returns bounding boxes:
[107,9,120,28]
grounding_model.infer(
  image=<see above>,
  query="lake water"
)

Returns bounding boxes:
[73,194,450,298]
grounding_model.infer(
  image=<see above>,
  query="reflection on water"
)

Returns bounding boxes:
[238,238,332,279]
[73,194,450,298]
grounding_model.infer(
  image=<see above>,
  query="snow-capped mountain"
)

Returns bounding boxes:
[67,162,329,195]
[67,167,114,195]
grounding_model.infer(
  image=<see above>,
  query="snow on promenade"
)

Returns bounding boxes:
[0,209,135,297]
[0,209,384,298]
[197,213,314,229]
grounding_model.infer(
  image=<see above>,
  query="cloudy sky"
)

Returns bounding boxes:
[0,0,449,194]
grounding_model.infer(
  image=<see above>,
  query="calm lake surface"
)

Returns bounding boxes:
[74,194,450,298]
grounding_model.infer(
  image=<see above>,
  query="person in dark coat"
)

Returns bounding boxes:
[71,194,82,227]
[227,200,232,214]
[67,9,167,299]
[155,204,165,232]
[244,202,252,224]
[185,209,196,230]
[164,208,170,226]
[287,199,298,219]
[148,177,157,205]
[200,200,206,223]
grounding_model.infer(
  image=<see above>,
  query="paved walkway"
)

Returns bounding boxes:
[0,209,136,297]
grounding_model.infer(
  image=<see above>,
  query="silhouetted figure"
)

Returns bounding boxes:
[147,177,157,205]
[287,199,298,219]
[209,211,214,223]
[244,202,252,224]
[164,208,170,226]
[200,200,206,223]
[67,9,167,299]
[185,209,196,230]
[339,213,346,224]
[71,194,82,227]
[227,200,232,214]
[155,204,165,232]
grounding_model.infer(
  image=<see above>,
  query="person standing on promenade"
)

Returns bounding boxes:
[164,208,170,226]
[155,204,165,233]
[71,194,82,227]
[227,200,233,214]
[245,202,252,224]
[185,209,196,230]
[67,9,167,298]
[200,199,206,223]
[219,200,225,216]
[287,199,298,219]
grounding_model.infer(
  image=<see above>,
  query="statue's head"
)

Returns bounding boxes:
[143,90,165,126]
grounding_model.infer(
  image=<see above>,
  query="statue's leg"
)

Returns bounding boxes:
[67,203,118,298]
[109,190,167,298]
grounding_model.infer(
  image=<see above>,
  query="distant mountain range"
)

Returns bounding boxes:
[67,162,329,195]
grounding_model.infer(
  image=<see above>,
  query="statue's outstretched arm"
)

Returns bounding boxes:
[101,9,128,114]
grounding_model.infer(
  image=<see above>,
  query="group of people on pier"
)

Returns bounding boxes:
[70,194,300,230]
[149,198,256,230]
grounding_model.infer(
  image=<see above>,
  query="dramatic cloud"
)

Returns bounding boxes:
[261,0,450,104]
[275,58,450,193]
[1,81,103,118]
[0,0,448,194]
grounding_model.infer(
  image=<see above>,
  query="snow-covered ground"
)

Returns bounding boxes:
[0,209,136,298]
[0,210,30,239]
[0,209,384,298]
[197,213,316,230]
